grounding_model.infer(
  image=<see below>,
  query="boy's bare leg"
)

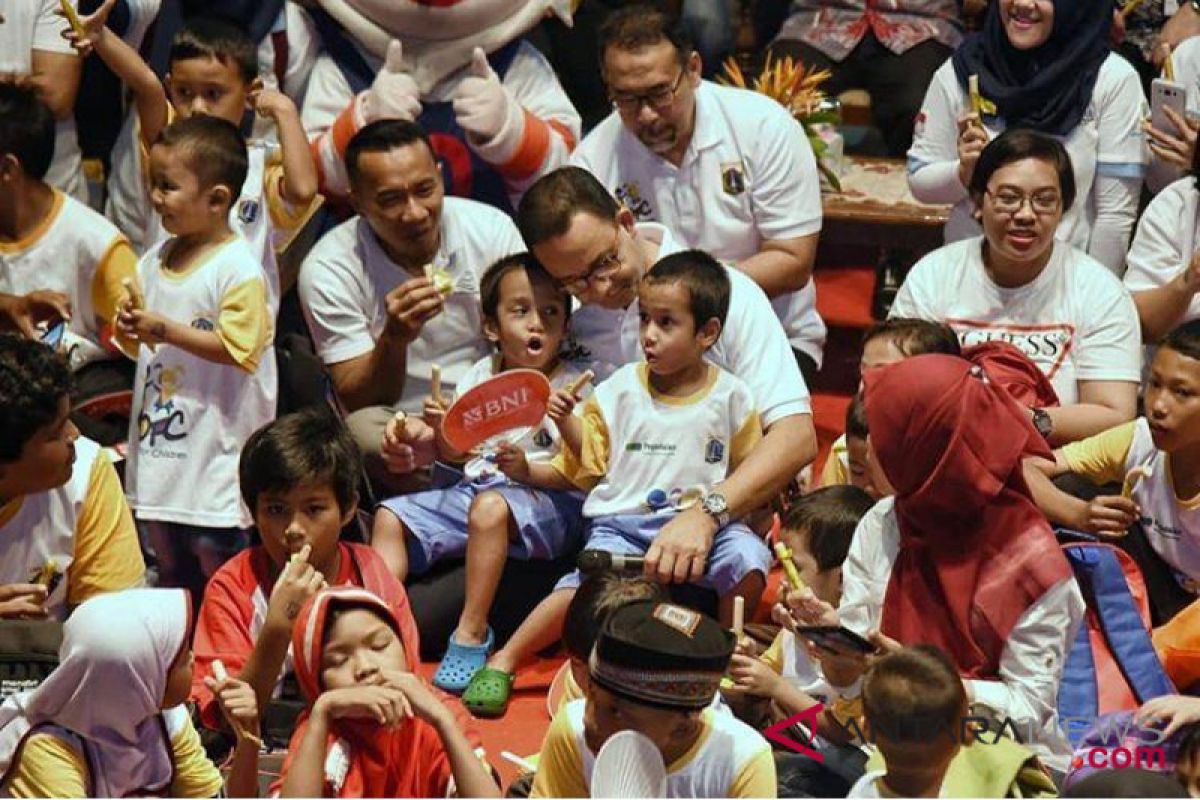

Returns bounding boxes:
[456,491,516,646]
[488,588,576,674]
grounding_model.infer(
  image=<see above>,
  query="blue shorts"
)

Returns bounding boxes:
[554,512,771,596]
[378,474,585,576]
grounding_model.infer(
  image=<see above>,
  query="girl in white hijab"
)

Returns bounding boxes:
[0,588,260,797]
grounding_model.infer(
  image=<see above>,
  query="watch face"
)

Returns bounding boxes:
[704,493,728,514]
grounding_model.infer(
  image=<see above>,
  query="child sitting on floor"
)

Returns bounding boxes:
[532,600,775,797]
[0,588,259,798]
[370,254,592,695]
[191,408,420,738]
[277,586,499,798]
[472,250,772,718]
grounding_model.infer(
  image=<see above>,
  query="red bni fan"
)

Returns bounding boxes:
[441,369,552,461]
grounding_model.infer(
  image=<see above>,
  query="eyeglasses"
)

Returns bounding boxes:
[985,188,1062,216]
[557,228,623,295]
[609,70,686,114]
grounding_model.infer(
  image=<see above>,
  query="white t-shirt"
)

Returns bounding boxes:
[890,237,1142,404]
[841,497,1085,771]
[570,222,812,426]
[0,0,84,202]
[571,81,826,364]
[299,197,525,414]
[1124,175,1200,326]
[847,769,946,798]
[907,54,1147,274]
[125,237,276,529]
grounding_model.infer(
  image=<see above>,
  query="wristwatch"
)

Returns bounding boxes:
[1031,407,1053,440]
[701,491,731,528]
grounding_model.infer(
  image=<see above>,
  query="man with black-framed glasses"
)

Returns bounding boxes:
[570,4,826,386]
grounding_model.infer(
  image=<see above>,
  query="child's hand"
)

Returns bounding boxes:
[771,601,798,633]
[783,586,839,627]
[0,583,48,618]
[266,544,325,632]
[1136,695,1200,738]
[1074,495,1139,537]
[204,673,261,745]
[249,87,299,122]
[116,302,169,346]
[729,654,780,698]
[314,684,410,728]
[733,634,759,657]
[422,396,448,430]
[547,388,579,424]
[494,442,529,482]
[60,0,117,58]
[380,670,454,728]
[381,413,437,474]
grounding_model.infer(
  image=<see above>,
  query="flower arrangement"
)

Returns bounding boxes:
[719,55,842,190]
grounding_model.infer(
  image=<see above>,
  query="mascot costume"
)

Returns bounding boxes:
[301,0,581,214]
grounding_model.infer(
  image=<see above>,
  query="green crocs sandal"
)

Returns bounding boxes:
[462,666,515,719]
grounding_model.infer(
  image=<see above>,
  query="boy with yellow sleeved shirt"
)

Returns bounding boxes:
[1025,320,1200,626]
[0,335,144,621]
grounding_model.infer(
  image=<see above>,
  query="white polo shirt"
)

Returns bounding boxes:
[569,222,811,426]
[0,0,84,202]
[571,81,826,365]
[299,196,525,414]
[1124,176,1200,327]
[890,237,1142,404]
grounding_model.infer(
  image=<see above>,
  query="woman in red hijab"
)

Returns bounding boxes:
[817,354,1084,773]
[276,587,500,798]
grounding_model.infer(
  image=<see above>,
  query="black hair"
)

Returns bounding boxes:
[864,645,968,744]
[0,83,55,180]
[598,4,694,67]
[239,408,362,515]
[170,16,259,83]
[516,167,622,247]
[845,393,869,441]
[863,318,961,359]
[782,485,874,572]
[968,128,1077,215]
[479,253,571,322]
[1161,319,1200,362]
[643,249,731,330]
[344,119,436,189]
[0,335,73,464]
[155,115,248,205]
[562,573,664,662]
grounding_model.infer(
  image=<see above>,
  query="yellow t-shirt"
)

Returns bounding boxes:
[531,700,776,798]
[1,716,222,798]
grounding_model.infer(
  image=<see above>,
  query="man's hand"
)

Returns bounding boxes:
[957,112,988,188]
[361,40,422,124]
[1145,105,1200,168]
[452,48,523,144]
[265,545,325,632]
[644,506,716,584]
[381,414,437,474]
[383,279,444,345]
[0,584,48,618]
[0,291,71,339]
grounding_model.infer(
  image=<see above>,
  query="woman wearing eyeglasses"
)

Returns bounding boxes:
[906,0,1147,276]
[891,130,1141,445]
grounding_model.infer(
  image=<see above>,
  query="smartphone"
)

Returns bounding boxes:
[796,625,877,654]
[1151,78,1188,133]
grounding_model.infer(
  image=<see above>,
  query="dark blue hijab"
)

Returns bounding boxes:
[951,0,1113,136]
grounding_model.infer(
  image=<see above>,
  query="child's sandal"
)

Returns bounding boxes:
[462,666,515,718]
[433,627,494,695]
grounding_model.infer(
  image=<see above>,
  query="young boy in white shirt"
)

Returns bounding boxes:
[118,116,275,604]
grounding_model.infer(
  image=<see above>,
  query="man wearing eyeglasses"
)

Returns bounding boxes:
[569,4,826,386]
[515,165,817,588]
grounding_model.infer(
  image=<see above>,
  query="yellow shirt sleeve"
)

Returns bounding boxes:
[760,631,786,675]
[1059,420,1137,487]
[67,452,146,607]
[216,277,272,373]
[263,160,318,244]
[530,708,588,799]
[1,733,89,798]
[90,237,140,359]
[726,745,777,799]
[820,438,851,488]
[729,410,763,473]
[169,716,223,798]
[550,397,609,491]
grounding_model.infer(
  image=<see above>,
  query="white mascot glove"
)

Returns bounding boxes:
[359,40,422,125]
[452,47,525,154]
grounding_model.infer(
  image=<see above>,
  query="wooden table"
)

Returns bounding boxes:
[820,156,951,254]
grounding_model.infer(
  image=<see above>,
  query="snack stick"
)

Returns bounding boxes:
[968,74,983,115]
[775,541,808,592]
[732,596,745,640]
[567,370,595,396]
[60,0,86,38]
[34,560,58,588]
[1122,465,1153,499]
[431,364,443,406]
[211,659,264,748]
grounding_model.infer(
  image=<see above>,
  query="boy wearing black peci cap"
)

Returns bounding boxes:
[530,601,776,797]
